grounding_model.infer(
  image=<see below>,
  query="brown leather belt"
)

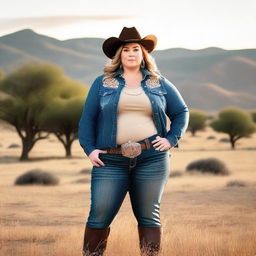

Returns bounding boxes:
[105,138,152,154]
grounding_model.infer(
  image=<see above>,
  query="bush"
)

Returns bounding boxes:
[219,138,230,143]
[250,111,256,123]
[15,169,59,185]
[8,143,20,148]
[74,178,90,184]
[226,180,247,187]
[169,170,183,177]
[188,110,208,136]
[210,107,256,149]
[207,136,216,140]
[186,158,229,175]
[79,168,91,174]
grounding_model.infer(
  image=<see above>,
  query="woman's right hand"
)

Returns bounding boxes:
[88,149,107,167]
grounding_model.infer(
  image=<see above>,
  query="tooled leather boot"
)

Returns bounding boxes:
[82,225,110,256]
[138,226,162,256]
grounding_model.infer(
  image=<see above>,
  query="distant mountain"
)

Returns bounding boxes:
[0,29,255,111]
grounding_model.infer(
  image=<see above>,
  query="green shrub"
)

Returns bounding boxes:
[210,108,255,149]
[250,111,256,123]
[188,110,208,136]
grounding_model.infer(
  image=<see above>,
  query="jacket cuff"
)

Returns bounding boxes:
[166,135,180,148]
[83,146,96,157]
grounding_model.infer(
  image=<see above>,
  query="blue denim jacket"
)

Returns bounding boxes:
[78,67,189,156]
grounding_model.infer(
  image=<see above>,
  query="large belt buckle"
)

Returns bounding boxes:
[121,140,142,158]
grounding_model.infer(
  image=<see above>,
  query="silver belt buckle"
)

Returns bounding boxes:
[121,140,142,158]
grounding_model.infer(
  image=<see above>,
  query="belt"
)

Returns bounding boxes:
[105,138,152,156]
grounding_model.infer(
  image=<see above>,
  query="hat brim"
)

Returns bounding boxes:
[102,34,157,59]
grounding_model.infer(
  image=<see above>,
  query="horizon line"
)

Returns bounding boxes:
[0,28,255,52]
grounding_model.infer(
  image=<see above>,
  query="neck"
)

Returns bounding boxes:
[123,66,141,76]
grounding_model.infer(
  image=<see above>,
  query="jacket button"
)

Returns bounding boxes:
[151,101,154,104]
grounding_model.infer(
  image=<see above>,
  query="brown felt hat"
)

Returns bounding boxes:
[102,26,157,59]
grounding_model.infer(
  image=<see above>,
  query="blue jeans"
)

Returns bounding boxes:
[86,134,170,229]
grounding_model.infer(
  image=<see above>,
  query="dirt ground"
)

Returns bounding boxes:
[0,124,256,256]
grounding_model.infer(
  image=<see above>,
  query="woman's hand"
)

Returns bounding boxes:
[152,136,172,151]
[88,149,107,167]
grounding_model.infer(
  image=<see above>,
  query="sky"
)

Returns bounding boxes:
[0,0,255,50]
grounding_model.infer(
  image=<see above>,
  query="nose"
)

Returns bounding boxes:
[128,50,134,55]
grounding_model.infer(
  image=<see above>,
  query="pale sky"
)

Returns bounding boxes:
[0,0,255,50]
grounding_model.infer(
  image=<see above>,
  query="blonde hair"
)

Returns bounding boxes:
[103,43,160,80]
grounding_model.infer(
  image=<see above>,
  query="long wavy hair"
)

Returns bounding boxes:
[103,43,160,80]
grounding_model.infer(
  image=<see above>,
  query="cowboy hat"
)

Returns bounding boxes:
[102,26,157,59]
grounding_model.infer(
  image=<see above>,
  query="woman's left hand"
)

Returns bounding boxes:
[152,136,172,151]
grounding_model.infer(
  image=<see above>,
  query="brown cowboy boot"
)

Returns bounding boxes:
[82,225,110,256]
[138,226,162,256]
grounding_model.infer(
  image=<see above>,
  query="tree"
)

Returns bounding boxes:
[0,62,65,160]
[250,110,256,123]
[0,69,4,81]
[39,80,86,157]
[210,107,255,149]
[188,110,208,136]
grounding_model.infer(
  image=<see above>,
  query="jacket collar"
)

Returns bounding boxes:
[114,67,152,80]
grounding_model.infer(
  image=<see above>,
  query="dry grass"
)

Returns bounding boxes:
[0,125,256,255]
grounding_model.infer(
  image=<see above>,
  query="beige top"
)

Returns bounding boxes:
[116,85,157,145]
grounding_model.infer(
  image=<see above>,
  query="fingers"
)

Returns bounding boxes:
[152,136,164,148]
[97,158,105,166]
[92,158,105,167]
[155,142,167,151]
[152,136,161,144]
[94,150,107,166]
[152,141,162,147]
[89,149,107,167]
[152,136,171,151]
[92,161,101,167]
[154,143,168,151]
[99,150,107,154]
[155,144,168,151]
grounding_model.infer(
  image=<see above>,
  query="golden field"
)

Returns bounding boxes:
[0,124,256,256]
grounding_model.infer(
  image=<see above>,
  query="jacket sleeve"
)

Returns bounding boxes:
[162,76,189,148]
[78,76,101,156]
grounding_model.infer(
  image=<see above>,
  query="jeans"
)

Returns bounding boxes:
[86,134,170,229]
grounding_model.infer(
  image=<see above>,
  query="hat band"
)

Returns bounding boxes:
[121,39,141,43]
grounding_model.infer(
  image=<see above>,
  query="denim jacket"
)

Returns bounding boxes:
[78,67,189,156]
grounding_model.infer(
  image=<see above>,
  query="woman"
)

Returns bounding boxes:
[78,26,189,256]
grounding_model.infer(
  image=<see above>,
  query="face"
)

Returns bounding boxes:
[120,42,143,69]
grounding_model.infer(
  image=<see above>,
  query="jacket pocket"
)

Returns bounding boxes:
[99,88,116,110]
[99,88,116,96]
[148,87,167,111]
[148,87,167,96]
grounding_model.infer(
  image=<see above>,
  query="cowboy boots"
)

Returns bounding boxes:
[138,226,162,256]
[82,225,110,256]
